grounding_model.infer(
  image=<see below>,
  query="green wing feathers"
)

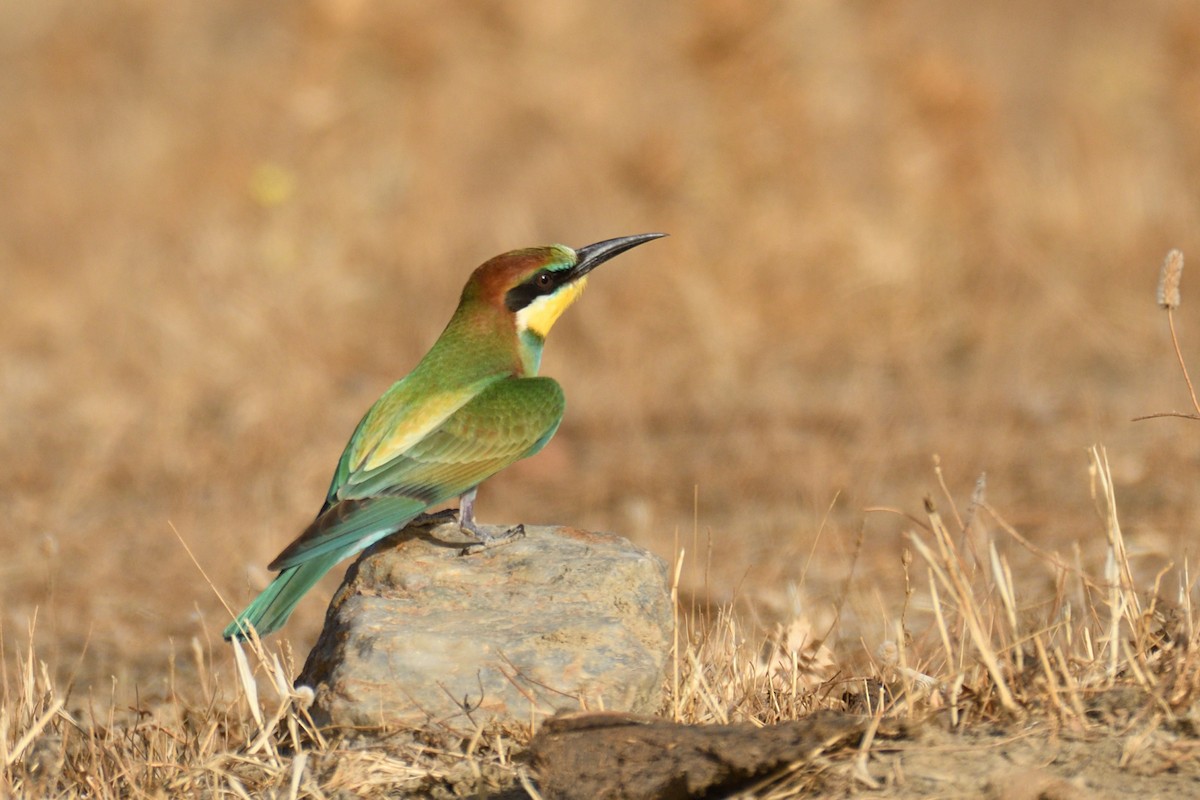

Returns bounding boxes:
[224,376,565,641]
[337,376,565,501]
[268,495,429,571]
[332,374,505,495]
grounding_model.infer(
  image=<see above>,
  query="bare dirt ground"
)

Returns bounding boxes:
[5,2,1200,796]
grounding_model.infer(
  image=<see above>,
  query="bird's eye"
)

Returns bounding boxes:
[535,272,553,289]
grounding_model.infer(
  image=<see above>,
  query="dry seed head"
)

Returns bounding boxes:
[1158,249,1184,309]
[293,684,315,708]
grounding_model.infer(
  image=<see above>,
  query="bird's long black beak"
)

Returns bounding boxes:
[572,233,666,279]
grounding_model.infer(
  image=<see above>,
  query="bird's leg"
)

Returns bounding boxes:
[458,486,479,533]
[458,487,525,552]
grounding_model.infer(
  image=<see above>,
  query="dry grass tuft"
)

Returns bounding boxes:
[658,447,1200,796]
[0,622,532,798]
[4,451,1200,796]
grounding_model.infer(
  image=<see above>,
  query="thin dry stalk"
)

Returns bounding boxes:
[1090,446,1147,683]
[1166,306,1200,417]
[1051,646,1087,718]
[928,574,957,678]
[1137,249,1200,420]
[908,499,1018,712]
[989,541,1024,673]
[685,648,730,725]
[1184,558,1196,643]
[1031,633,1069,721]
[3,698,64,770]
[670,546,686,722]
[851,686,884,789]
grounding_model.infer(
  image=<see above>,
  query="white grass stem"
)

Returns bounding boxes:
[3,698,63,768]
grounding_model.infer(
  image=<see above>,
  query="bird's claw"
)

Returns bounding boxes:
[459,523,525,556]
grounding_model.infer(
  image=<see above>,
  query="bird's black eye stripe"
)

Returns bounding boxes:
[504,270,565,312]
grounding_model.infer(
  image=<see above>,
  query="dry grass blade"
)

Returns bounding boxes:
[670,546,685,723]
[231,639,263,730]
[1089,445,1148,684]
[908,499,1018,712]
[852,693,884,789]
[3,698,64,769]
[286,750,307,800]
[988,541,1023,673]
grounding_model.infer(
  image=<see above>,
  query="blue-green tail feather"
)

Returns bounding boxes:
[224,495,431,641]
[222,552,345,641]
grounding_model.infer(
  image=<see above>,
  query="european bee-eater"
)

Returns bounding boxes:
[223,233,665,640]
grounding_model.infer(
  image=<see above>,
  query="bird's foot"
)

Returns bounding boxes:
[459,523,525,556]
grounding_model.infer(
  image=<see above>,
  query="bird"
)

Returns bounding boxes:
[223,233,666,640]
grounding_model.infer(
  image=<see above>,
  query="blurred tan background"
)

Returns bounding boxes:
[4,1,1200,691]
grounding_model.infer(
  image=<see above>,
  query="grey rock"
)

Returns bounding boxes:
[298,522,673,730]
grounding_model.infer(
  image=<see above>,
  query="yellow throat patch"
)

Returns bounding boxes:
[515,276,588,338]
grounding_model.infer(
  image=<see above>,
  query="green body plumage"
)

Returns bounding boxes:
[223,233,664,640]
